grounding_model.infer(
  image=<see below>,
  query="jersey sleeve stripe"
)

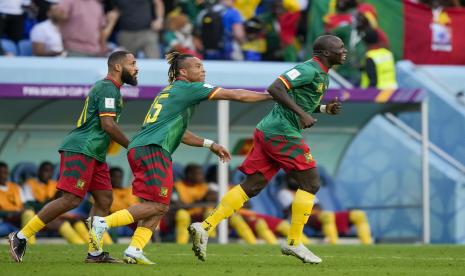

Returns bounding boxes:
[278,76,292,90]
[99,112,116,117]
[208,87,222,100]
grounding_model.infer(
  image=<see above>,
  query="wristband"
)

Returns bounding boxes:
[320,105,327,114]
[203,139,214,148]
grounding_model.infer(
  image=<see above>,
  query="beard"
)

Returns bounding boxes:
[121,68,137,86]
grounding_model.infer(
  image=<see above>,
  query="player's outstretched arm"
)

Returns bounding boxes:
[100,116,129,148]
[209,88,272,103]
[313,97,342,115]
[182,130,231,163]
[267,78,317,128]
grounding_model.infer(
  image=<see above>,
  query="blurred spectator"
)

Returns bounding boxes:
[0,162,23,212]
[29,2,64,56]
[0,162,23,237]
[355,5,389,49]
[238,208,311,245]
[0,0,29,55]
[241,17,266,61]
[234,0,261,20]
[277,174,373,245]
[360,29,398,89]
[197,0,245,60]
[109,167,138,214]
[50,0,118,57]
[164,12,202,58]
[32,0,58,22]
[171,164,216,244]
[256,2,283,61]
[112,0,165,59]
[22,161,57,209]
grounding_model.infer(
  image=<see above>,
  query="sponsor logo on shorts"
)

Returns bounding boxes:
[304,152,313,163]
[159,187,168,197]
[76,179,85,190]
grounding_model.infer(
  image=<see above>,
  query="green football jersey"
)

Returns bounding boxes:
[257,59,329,138]
[59,78,123,162]
[129,80,220,154]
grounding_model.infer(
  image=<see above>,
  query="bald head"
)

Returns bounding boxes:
[312,35,347,67]
[313,35,342,53]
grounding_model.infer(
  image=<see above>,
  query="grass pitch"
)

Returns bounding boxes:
[1,244,465,275]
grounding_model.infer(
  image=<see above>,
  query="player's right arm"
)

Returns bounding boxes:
[97,88,129,148]
[100,116,129,148]
[267,78,317,129]
[209,88,272,102]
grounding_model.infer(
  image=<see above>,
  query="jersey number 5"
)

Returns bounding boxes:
[144,93,169,124]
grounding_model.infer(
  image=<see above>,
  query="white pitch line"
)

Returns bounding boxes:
[169,253,465,261]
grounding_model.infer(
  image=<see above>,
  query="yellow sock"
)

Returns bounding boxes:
[350,210,373,245]
[276,221,311,244]
[287,189,315,246]
[59,221,85,244]
[320,211,338,244]
[74,221,90,242]
[229,214,256,244]
[202,185,249,232]
[21,210,36,244]
[175,209,191,244]
[255,219,277,245]
[105,209,134,228]
[19,215,45,240]
[204,208,217,238]
[129,227,153,250]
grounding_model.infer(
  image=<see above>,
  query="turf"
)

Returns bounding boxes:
[1,244,465,275]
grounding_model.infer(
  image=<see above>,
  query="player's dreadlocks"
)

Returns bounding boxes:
[166,51,194,83]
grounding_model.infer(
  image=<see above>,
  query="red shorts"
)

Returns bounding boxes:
[239,129,316,181]
[128,145,173,205]
[56,151,112,199]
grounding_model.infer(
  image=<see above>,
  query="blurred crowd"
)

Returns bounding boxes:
[1,0,464,86]
[0,160,373,245]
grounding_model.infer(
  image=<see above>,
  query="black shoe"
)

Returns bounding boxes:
[84,252,123,263]
[8,232,27,262]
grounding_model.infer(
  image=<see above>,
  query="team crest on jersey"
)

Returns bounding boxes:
[76,179,85,190]
[304,152,313,163]
[159,187,168,197]
[316,83,325,93]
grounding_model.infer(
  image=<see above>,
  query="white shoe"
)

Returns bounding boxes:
[88,216,108,252]
[281,243,322,264]
[123,247,155,265]
[188,222,209,261]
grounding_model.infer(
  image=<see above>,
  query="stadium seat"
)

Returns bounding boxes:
[11,162,38,184]
[1,39,18,55]
[18,39,33,56]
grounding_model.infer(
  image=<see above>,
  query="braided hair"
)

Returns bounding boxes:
[166,51,194,83]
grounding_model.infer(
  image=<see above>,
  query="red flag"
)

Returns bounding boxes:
[403,0,465,65]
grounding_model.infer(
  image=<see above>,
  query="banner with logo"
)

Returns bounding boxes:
[403,0,465,64]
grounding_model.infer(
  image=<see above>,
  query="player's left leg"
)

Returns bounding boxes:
[123,210,166,265]
[85,161,121,263]
[281,168,322,264]
[85,189,121,263]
